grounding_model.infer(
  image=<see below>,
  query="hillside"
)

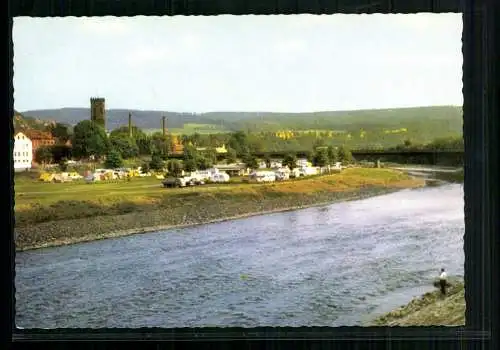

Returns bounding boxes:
[13,110,54,133]
[21,106,463,142]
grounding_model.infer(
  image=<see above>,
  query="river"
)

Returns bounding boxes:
[15,183,464,328]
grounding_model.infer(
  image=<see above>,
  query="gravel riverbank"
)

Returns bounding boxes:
[370,277,465,326]
[15,185,420,252]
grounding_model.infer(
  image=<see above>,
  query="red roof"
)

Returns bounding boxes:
[24,130,54,140]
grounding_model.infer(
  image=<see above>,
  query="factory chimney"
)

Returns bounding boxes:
[128,112,133,138]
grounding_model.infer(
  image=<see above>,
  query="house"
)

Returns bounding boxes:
[13,132,33,171]
[170,135,184,154]
[25,130,56,156]
[195,144,228,154]
[214,163,249,177]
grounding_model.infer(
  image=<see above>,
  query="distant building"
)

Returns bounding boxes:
[13,132,33,171]
[171,135,184,154]
[195,144,228,154]
[215,144,228,154]
[90,97,106,130]
[24,130,55,157]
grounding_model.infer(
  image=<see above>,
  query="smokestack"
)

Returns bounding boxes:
[128,112,132,137]
[162,116,167,136]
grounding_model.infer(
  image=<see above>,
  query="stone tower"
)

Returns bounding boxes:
[90,97,106,130]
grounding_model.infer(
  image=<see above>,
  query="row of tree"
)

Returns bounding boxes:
[33,119,461,172]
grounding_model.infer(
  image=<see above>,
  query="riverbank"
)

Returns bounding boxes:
[15,168,425,251]
[370,278,465,326]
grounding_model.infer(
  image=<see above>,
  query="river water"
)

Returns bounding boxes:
[15,184,464,328]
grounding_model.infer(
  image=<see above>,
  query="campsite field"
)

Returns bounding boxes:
[14,168,425,251]
[14,168,418,210]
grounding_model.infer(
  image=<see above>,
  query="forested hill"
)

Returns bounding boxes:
[20,105,463,139]
[14,110,55,133]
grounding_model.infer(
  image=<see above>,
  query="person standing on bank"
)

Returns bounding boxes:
[439,268,447,295]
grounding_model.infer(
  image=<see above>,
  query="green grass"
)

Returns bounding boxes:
[144,123,229,135]
[14,168,427,251]
[371,278,465,326]
[14,168,424,226]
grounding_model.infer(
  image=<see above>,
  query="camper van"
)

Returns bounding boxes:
[210,172,230,183]
[274,168,290,181]
[249,170,276,183]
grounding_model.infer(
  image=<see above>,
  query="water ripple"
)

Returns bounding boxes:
[16,184,464,328]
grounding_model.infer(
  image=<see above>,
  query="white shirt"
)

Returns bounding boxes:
[440,271,447,280]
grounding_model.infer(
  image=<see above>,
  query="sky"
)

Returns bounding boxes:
[13,14,463,113]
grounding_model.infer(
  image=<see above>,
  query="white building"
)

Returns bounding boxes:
[13,132,33,171]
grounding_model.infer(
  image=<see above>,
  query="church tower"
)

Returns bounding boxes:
[90,97,106,130]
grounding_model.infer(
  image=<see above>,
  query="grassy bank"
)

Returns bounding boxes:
[371,278,465,326]
[14,168,425,251]
[432,168,464,183]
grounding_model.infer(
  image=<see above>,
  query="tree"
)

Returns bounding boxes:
[110,125,146,140]
[150,132,172,156]
[225,147,238,164]
[71,120,109,160]
[304,150,314,163]
[105,149,123,168]
[403,139,413,148]
[229,131,250,156]
[312,149,329,167]
[264,155,272,168]
[50,145,72,163]
[183,144,199,161]
[50,123,72,143]
[136,135,153,155]
[313,138,326,149]
[109,133,139,159]
[196,156,213,170]
[166,159,183,177]
[58,159,69,172]
[190,132,202,146]
[141,162,150,174]
[204,149,218,165]
[34,146,53,165]
[149,153,165,171]
[183,159,197,172]
[327,145,338,164]
[242,153,259,170]
[337,146,354,164]
[282,153,297,170]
